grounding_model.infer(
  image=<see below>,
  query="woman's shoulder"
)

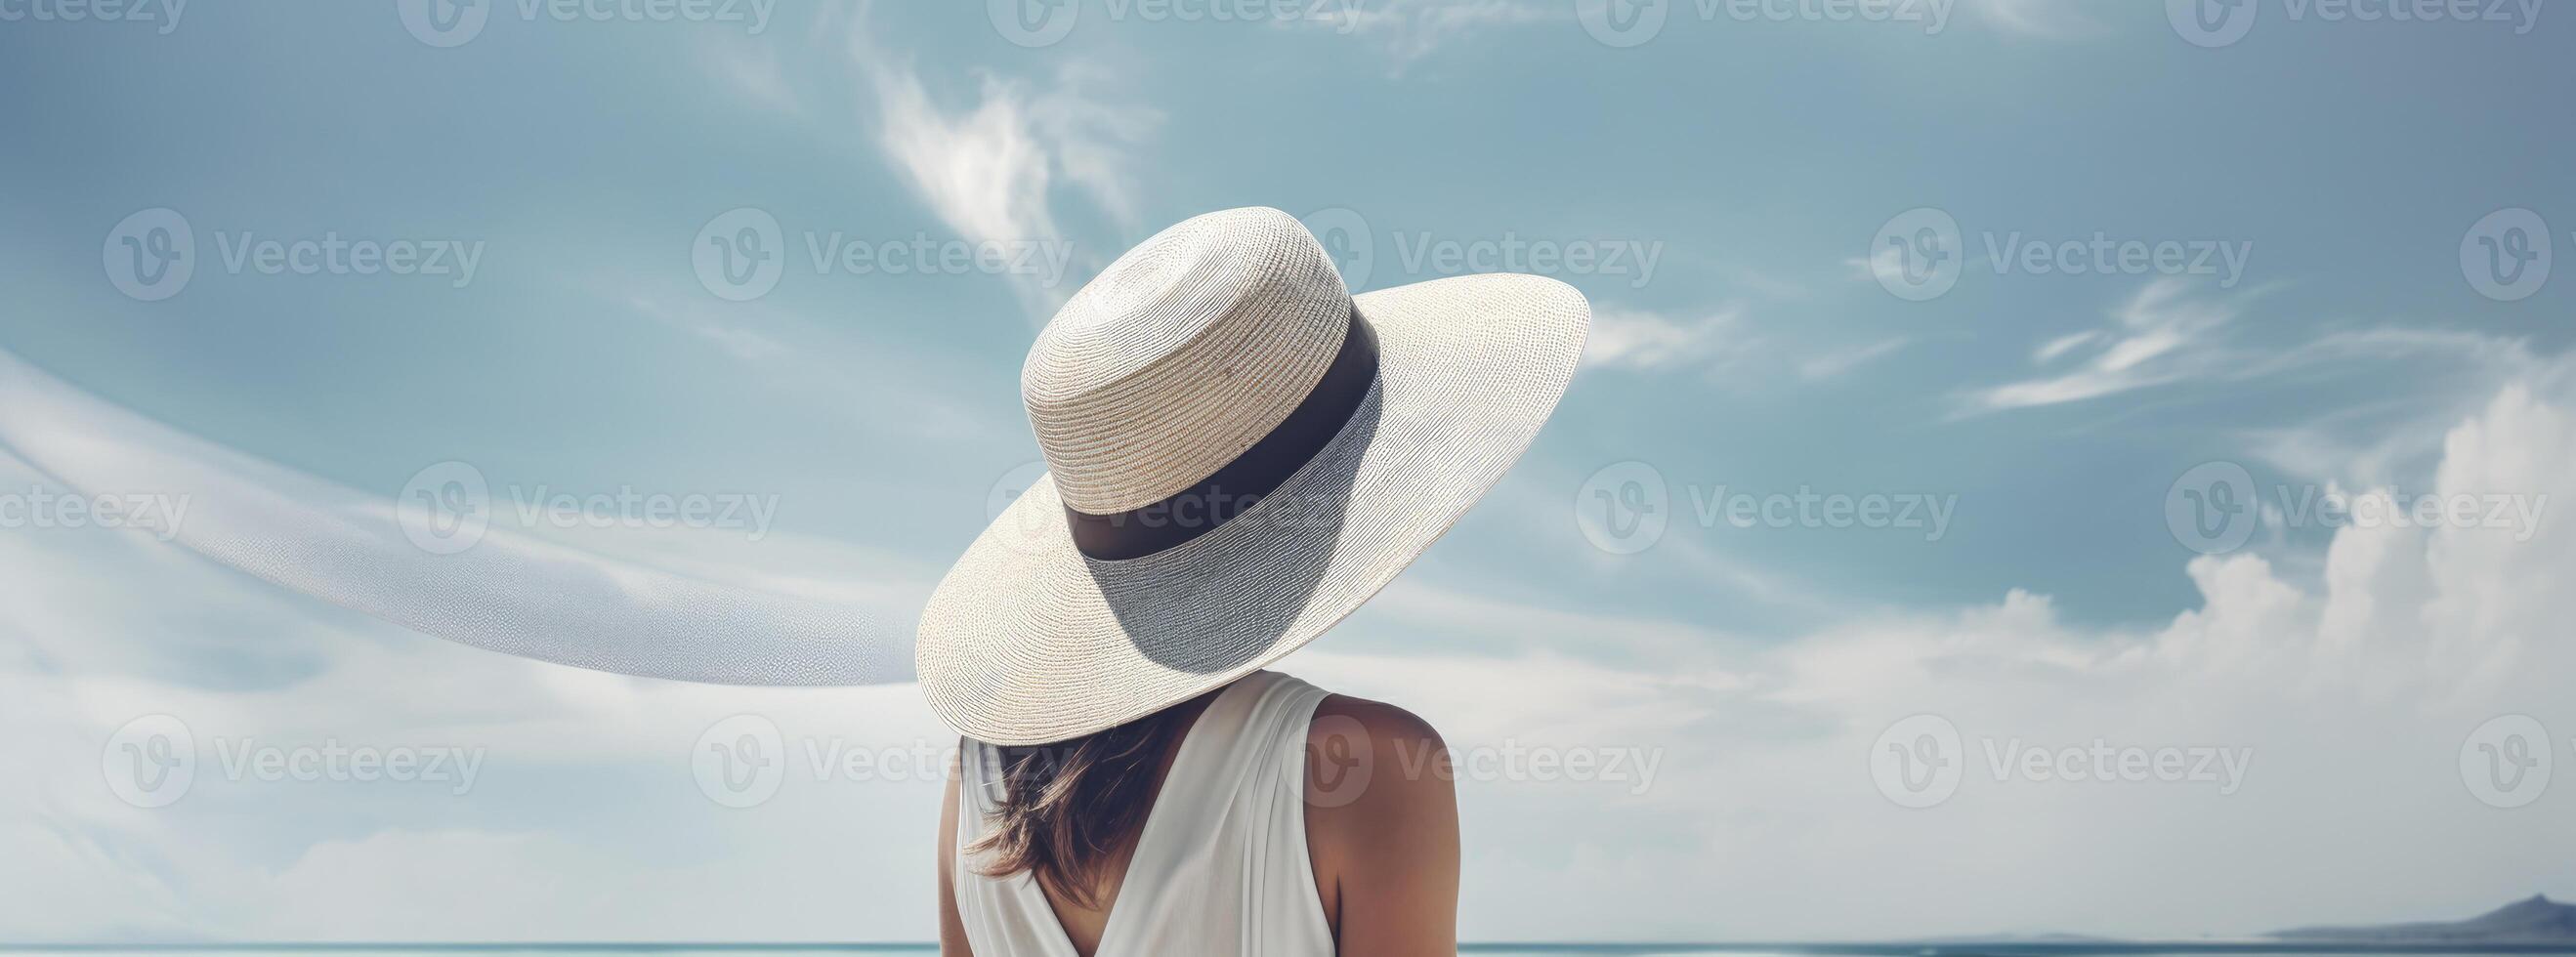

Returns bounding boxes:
[1299,691,1459,931]
[1302,692,1454,819]
[1308,693,1445,754]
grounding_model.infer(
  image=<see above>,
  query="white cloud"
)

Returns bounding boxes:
[1964,0,2103,36]
[1318,0,1559,71]
[699,7,1160,317]
[1798,335,1914,380]
[861,57,1157,314]
[13,375,2576,941]
[1966,277,2245,412]
[1318,379,2576,938]
[1583,304,1752,372]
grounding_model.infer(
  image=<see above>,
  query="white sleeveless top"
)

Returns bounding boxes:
[953,671,1336,957]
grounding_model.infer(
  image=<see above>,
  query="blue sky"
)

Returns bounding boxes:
[4,0,2574,943]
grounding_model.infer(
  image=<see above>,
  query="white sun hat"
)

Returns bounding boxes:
[916,206,1589,746]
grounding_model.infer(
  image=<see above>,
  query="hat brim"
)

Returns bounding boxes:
[915,272,1589,745]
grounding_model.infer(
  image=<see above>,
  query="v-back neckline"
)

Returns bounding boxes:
[1041,675,1259,957]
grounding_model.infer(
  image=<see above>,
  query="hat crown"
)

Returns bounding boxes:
[1024,207,1353,515]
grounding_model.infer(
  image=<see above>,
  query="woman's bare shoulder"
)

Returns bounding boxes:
[1310,693,1446,751]
[1301,692,1460,939]
[1304,694,1455,824]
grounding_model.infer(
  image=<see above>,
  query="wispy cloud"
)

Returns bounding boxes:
[0,348,917,688]
[1961,278,2248,413]
[1798,336,1914,380]
[1583,304,1753,372]
[699,6,1160,316]
[1316,0,1559,71]
[1964,0,2103,36]
[866,62,1154,249]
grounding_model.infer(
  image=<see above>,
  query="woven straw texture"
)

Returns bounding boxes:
[1024,207,1351,515]
[918,208,1588,745]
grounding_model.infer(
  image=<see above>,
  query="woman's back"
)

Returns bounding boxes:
[939,671,1457,956]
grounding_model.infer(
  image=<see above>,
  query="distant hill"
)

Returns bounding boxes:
[2274,895,2576,942]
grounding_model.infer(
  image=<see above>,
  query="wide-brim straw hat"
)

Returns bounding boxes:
[916,206,1588,745]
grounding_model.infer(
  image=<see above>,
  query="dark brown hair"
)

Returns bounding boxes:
[969,705,1190,907]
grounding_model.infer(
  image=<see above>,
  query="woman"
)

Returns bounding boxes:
[915,207,1589,955]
